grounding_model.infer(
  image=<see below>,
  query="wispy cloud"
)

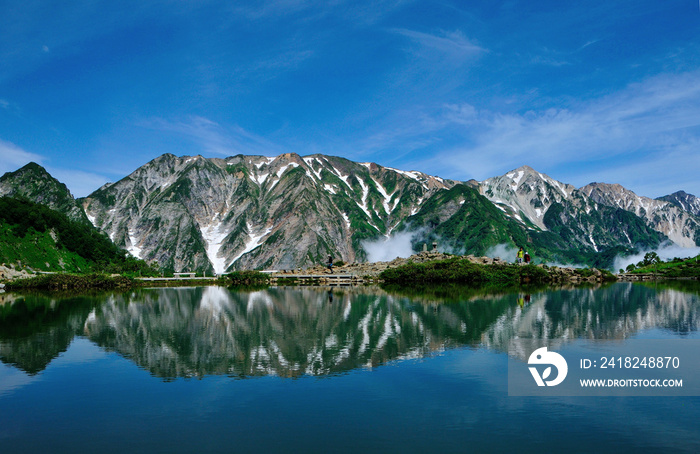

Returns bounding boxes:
[395,69,700,196]
[394,28,486,62]
[0,139,44,174]
[46,167,110,198]
[140,116,285,157]
[233,0,409,24]
[0,139,108,197]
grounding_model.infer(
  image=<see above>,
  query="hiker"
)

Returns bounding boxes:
[516,247,524,264]
[524,251,531,264]
[327,255,333,273]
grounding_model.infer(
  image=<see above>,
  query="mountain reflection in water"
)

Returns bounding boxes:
[1,282,698,380]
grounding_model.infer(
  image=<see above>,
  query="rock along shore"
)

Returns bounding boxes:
[280,251,613,284]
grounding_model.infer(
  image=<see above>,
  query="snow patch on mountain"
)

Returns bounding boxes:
[276,163,299,179]
[480,166,576,230]
[250,172,269,186]
[356,177,371,219]
[371,176,394,214]
[127,229,142,258]
[581,182,700,247]
[230,223,273,266]
[200,214,229,274]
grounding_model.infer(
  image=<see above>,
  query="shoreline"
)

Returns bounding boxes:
[2,251,697,292]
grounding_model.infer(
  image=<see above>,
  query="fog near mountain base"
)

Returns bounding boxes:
[486,243,589,268]
[485,243,518,263]
[614,243,700,272]
[362,231,421,262]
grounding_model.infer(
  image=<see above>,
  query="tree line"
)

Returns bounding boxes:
[0,196,158,275]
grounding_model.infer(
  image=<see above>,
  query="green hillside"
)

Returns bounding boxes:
[400,185,661,269]
[0,196,157,276]
[0,162,90,224]
[625,252,700,277]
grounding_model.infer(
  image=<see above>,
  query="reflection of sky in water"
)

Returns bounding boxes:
[0,363,39,397]
[0,284,699,452]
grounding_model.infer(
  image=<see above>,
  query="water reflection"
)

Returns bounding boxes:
[1,282,699,379]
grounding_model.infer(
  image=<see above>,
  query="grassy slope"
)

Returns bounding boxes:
[0,223,91,272]
[629,255,700,278]
[0,196,158,276]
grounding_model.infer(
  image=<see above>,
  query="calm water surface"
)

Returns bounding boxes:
[1,282,699,453]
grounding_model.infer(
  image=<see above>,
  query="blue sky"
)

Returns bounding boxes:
[1,0,699,198]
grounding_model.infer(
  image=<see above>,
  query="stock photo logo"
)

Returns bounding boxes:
[528,347,568,387]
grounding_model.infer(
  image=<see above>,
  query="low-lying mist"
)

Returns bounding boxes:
[614,243,700,271]
[361,231,419,263]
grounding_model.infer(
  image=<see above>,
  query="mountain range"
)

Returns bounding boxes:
[2,154,699,273]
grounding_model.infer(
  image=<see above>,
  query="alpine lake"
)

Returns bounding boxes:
[1,281,699,453]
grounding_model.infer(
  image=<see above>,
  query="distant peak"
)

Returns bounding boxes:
[582,182,627,192]
[18,162,50,175]
[667,190,693,198]
[0,162,52,182]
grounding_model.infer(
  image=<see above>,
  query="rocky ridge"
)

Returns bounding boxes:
[581,182,700,247]
[3,157,700,273]
[80,153,456,274]
[657,190,700,217]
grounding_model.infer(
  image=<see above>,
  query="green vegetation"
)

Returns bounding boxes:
[0,162,90,224]
[624,252,700,278]
[4,273,135,291]
[380,282,549,302]
[223,270,270,286]
[380,257,550,285]
[399,184,660,270]
[0,196,159,276]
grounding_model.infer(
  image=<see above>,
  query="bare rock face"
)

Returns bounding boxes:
[0,264,33,281]
[81,154,456,273]
[480,165,577,231]
[78,157,700,273]
[657,190,700,217]
[478,166,673,252]
[581,183,700,247]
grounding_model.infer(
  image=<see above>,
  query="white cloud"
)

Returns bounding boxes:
[46,167,109,198]
[140,116,285,157]
[362,230,418,262]
[0,139,108,197]
[395,28,486,60]
[407,70,700,196]
[485,243,518,263]
[0,139,44,174]
[614,244,700,273]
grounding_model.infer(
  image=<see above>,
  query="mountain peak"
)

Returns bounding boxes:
[0,162,89,224]
[657,190,700,217]
[1,161,51,180]
[581,182,700,247]
[479,166,576,230]
[512,164,536,172]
